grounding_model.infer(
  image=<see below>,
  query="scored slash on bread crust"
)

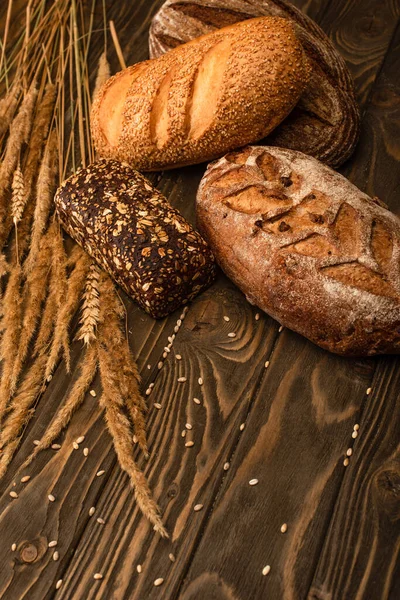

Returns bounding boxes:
[91,17,311,171]
[196,146,400,356]
[55,160,216,319]
[149,0,360,168]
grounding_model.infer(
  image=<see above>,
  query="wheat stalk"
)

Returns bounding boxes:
[24,344,98,467]
[109,20,126,70]
[44,246,91,380]
[0,353,47,478]
[92,51,110,103]
[0,83,37,250]
[24,128,58,272]
[11,162,25,225]
[0,264,23,421]
[99,390,168,538]
[77,261,100,345]
[9,224,54,395]
[98,274,148,455]
[0,4,169,527]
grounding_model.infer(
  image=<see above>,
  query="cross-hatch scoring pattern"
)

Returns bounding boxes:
[212,147,397,299]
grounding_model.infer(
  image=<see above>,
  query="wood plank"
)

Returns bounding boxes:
[178,333,375,600]
[309,358,400,600]
[0,279,279,599]
[1,1,399,599]
[162,2,400,599]
[56,286,279,599]
[309,22,400,600]
[315,0,400,108]
[343,20,400,214]
[0,163,210,597]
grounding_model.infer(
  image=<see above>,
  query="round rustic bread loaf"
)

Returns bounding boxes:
[91,17,310,171]
[149,0,360,168]
[196,146,400,356]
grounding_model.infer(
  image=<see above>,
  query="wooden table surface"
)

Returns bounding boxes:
[1,1,400,599]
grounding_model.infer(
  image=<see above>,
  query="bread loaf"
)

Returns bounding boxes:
[55,160,216,318]
[149,0,360,168]
[91,17,310,171]
[196,146,400,356]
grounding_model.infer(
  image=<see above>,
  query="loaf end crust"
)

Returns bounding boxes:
[196,146,400,356]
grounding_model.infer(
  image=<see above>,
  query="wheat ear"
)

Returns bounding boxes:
[0,264,23,421]
[76,261,100,345]
[0,84,37,249]
[0,353,47,478]
[24,129,59,273]
[99,389,168,538]
[98,274,148,454]
[9,225,54,395]
[33,221,67,356]
[23,344,98,468]
[0,83,21,139]
[92,51,110,103]
[96,275,166,536]
[44,246,91,380]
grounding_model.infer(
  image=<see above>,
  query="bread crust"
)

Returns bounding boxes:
[196,146,400,356]
[149,0,360,168]
[55,160,216,318]
[91,17,310,171]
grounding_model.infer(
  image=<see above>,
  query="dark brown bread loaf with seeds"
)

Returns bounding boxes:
[149,0,360,168]
[55,160,216,318]
[196,146,400,356]
[91,17,310,171]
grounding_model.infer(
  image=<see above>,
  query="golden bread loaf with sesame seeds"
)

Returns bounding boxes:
[91,17,310,171]
[54,160,216,318]
[196,146,400,356]
[149,0,360,168]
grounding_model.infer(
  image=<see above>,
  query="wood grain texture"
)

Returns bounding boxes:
[316,0,400,107]
[308,21,400,600]
[1,1,400,599]
[56,283,279,599]
[309,358,400,600]
[181,6,400,600]
[343,20,400,214]
[179,332,374,600]
[0,167,202,598]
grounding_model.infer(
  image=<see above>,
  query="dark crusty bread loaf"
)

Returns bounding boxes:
[196,146,400,356]
[55,160,216,318]
[149,0,360,168]
[91,17,310,171]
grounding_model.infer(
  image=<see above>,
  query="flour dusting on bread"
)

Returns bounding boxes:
[197,146,400,355]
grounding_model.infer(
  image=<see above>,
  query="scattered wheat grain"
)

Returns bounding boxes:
[262,565,271,576]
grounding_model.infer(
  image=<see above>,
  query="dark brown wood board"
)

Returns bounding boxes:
[0,1,399,600]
